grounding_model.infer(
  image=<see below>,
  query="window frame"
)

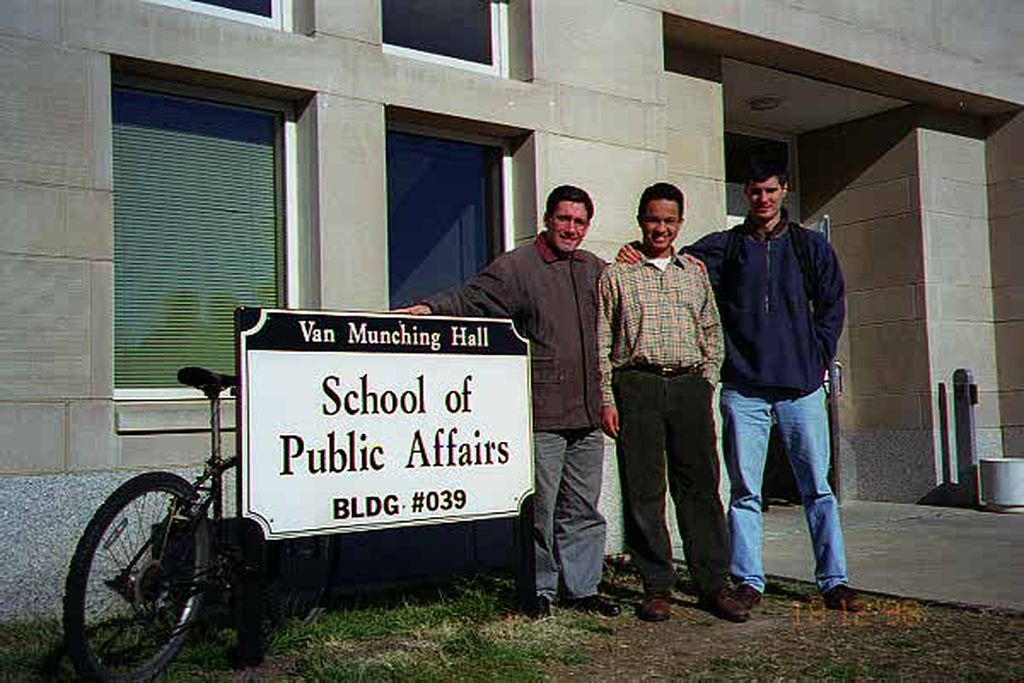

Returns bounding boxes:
[142,0,290,31]
[111,75,300,401]
[382,1,510,78]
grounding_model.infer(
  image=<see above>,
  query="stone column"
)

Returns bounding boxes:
[988,112,1024,456]
[0,33,116,474]
[918,128,1001,467]
[800,107,1000,501]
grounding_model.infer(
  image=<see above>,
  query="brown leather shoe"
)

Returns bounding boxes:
[638,593,673,622]
[700,588,751,623]
[822,584,864,612]
[733,583,763,611]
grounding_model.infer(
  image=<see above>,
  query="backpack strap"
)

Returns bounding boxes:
[788,224,817,303]
[724,224,744,265]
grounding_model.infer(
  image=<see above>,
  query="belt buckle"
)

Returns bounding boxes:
[656,365,675,376]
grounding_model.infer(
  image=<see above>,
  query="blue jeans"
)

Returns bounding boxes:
[533,429,607,601]
[721,385,848,593]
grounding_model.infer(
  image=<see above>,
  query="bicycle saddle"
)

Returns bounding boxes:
[177,366,238,397]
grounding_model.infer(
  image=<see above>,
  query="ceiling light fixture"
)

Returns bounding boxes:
[747,96,783,111]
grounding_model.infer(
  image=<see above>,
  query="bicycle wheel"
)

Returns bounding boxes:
[64,471,211,682]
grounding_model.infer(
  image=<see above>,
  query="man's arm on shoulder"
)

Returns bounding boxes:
[615,241,643,265]
[681,230,727,287]
[679,253,706,273]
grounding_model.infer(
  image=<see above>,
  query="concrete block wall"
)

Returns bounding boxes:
[0,33,116,475]
[988,112,1024,456]
[664,71,727,240]
[917,129,1002,465]
[308,94,388,311]
[801,108,1008,501]
[801,115,934,502]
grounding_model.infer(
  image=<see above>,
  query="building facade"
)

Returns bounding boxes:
[2,0,1022,617]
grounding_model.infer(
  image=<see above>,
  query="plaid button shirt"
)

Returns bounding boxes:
[598,251,724,406]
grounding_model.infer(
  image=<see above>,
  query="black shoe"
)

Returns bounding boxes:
[565,595,622,617]
[527,595,551,619]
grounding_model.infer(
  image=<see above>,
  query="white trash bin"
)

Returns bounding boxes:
[978,458,1024,512]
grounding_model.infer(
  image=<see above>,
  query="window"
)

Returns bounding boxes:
[386,131,505,308]
[112,88,283,390]
[383,0,509,77]
[144,0,287,30]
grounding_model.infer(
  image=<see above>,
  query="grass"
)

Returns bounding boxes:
[0,618,69,682]
[4,563,1024,681]
[13,575,605,682]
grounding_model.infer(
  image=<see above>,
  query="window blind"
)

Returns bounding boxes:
[112,89,280,388]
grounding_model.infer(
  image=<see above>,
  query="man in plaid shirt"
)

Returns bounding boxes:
[598,182,748,624]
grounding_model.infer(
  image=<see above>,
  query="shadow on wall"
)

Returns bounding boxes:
[798,104,986,219]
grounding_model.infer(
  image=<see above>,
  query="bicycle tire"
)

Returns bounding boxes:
[63,471,211,682]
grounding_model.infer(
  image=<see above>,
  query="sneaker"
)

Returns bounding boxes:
[732,583,763,611]
[822,584,864,612]
[700,588,750,623]
[565,595,622,617]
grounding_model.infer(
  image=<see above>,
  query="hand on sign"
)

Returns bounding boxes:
[392,304,432,315]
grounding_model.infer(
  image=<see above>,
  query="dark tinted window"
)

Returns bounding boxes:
[383,0,492,66]
[196,0,272,17]
[386,132,501,307]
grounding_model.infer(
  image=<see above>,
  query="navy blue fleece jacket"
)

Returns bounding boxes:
[684,215,845,395]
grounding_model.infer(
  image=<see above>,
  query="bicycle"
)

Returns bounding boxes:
[62,366,264,682]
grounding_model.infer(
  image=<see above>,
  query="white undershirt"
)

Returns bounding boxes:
[647,256,672,271]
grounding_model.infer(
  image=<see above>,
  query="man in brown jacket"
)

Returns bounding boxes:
[400,185,619,618]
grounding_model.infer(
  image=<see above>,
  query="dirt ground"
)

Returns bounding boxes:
[544,574,1024,682]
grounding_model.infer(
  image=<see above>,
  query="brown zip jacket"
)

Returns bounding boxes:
[423,232,605,432]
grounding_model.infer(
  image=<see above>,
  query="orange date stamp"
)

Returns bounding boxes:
[791,597,926,628]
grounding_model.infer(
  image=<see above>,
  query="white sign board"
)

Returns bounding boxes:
[237,308,534,540]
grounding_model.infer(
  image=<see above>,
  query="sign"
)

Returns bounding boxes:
[236,308,534,540]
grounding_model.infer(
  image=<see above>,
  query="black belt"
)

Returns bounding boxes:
[627,363,701,378]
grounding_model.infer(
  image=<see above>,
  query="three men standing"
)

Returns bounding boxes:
[599,183,748,623]
[401,185,620,618]
[404,166,858,620]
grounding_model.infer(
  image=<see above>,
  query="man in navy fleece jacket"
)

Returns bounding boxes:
[687,161,861,614]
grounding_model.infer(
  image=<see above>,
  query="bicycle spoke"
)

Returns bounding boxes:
[65,472,211,680]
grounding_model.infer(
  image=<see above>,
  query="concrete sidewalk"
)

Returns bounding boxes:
[761,500,1024,611]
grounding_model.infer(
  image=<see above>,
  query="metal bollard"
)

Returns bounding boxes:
[951,369,979,499]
